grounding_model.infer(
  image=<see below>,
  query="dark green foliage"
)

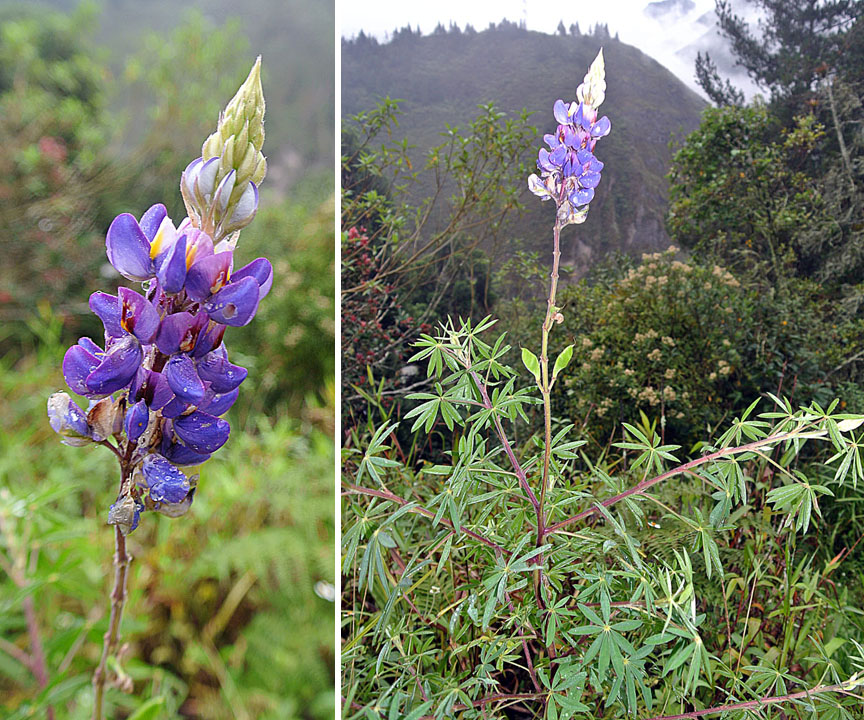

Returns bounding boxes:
[699,0,863,118]
[342,317,864,718]
[667,103,823,281]
[543,249,864,449]
[0,3,112,337]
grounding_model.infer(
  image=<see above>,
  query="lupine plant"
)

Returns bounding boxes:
[342,50,864,718]
[47,59,271,720]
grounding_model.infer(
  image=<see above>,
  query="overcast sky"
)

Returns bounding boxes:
[341,0,761,100]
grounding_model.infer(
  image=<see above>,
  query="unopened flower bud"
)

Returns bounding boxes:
[47,392,94,446]
[201,56,267,192]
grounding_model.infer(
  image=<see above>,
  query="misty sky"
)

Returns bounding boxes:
[341,0,761,100]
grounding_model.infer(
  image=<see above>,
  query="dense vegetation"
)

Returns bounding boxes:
[0,3,334,718]
[342,5,864,718]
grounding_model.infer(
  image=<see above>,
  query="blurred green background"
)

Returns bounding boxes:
[0,1,334,718]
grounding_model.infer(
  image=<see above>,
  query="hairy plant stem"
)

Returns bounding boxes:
[92,455,134,720]
[535,222,561,540]
[530,221,562,662]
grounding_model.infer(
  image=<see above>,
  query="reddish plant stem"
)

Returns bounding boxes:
[23,598,50,691]
[465,368,539,513]
[546,427,806,535]
[643,681,855,720]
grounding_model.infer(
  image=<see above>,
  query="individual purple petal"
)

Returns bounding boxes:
[63,344,101,396]
[190,319,225,358]
[85,336,142,395]
[125,400,150,444]
[139,204,167,242]
[550,145,567,167]
[199,386,239,416]
[196,349,247,392]
[591,116,611,137]
[89,292,123,339]
[118,287,160,344]
[146,371,174,410]
[580,171,602,189]
[47,392,92,443]
[543,133,559,148]
[173,411,230,454]
[232,257,273,299]
[570,186,595,206]
[161,396,190,419]
[553,99,569,124]
[105,213,153,281]
[576,148,594,165]
[156,233,187,293]
[161,435,211,466]
[77,337,103,356]
[186,252,233,302]
[204,276,260,327]
[155,312,196,355]
[141,454,191,504]
[164,354,205,405]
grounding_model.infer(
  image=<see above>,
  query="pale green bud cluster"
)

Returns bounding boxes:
[577,48,606,110]
[181,57,266,240]
[201,56,267,204]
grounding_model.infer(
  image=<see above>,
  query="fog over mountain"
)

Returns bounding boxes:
[341,0,764,103]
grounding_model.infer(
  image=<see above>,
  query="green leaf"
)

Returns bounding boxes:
[552,344,574,379]
[126,698,167,720]
[521,347,541,383]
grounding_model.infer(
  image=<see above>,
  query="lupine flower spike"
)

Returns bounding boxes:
[528,48,611,227]
[48,58,271,536]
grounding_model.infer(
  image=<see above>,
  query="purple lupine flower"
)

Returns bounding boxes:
[48,57,269,539]
[51,207,271,534]
[528,49,610,227]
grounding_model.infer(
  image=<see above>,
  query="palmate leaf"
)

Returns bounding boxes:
[766,476,833,533]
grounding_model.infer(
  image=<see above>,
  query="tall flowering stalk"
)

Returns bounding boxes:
[342,45,864,718]
[525,49,611,562]
[47,58,270,720]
